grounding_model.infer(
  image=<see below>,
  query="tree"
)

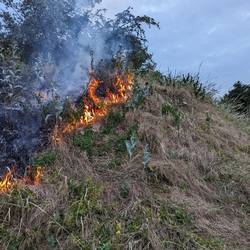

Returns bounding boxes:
[1,0,96,62]
[222,81,250,115]
[1,1,159,71]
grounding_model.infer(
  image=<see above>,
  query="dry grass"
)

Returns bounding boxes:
[0,77,249,249]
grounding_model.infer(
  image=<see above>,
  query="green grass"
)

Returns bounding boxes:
[50,178,106,248]
[159,203,193,227]
[102,111,124,135]
[34,151,57,166]
[0,181,226,250]
[162,102,182,129]
[159,203,224,250]
[0,188,40,249]
[72,126,93,155]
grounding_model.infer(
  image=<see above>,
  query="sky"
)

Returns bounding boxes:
[1,1,249,95]
[97,0,250,94]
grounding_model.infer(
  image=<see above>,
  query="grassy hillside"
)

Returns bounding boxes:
[1,73,250,250]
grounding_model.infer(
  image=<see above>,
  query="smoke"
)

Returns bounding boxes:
[0,0,133,174]
[28,1,131,98]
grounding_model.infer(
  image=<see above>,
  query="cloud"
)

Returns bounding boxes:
[97,0,250,94]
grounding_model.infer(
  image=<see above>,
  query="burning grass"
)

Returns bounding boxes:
[0,72,134,194]
[0,167,43,193]
[61,72,134,135]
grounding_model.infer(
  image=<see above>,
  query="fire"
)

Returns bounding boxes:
[0,72,133,193]
[34,167,43,185]
[0,170,13,193]
[62,73,134,134]
[0,167,43,193]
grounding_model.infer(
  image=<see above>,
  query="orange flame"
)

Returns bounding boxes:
[0,169,13,193]
[0,167,43,193]
[62,73,134,134]
[0,72,133,193]
[34,167,43,185]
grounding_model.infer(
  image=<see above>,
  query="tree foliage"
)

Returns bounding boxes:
[1,0,93,62]
[0,1,159,70]
[222,81,250,115]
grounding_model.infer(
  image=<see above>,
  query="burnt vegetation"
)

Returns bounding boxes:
[0,1,250,250]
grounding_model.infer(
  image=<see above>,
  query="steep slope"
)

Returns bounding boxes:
[1,75,249,250]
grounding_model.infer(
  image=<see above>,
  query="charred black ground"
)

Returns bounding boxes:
[0,106,47,175]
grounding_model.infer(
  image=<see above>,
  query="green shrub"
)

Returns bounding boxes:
[221,81,250,116]
[150,71,216,100]
[181,73,207,99]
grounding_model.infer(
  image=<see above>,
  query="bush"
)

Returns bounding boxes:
[221,81,250,116]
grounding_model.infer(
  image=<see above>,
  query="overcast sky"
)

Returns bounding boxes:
[98,0,250,94]
[1,1,249,94]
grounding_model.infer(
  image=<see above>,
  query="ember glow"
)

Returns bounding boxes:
[62,73,134,134]
[0,167,43,193]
